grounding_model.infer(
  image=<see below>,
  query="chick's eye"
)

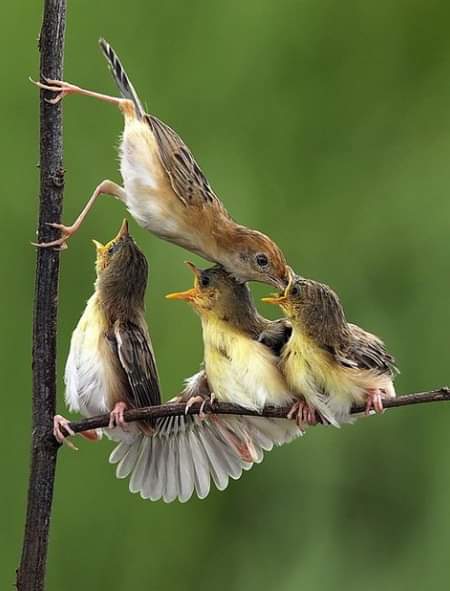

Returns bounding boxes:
[255,253,268,267]
[200,275,210,287]
[290,284,300,297]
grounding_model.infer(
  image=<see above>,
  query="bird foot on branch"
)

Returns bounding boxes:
[365,388,385,415]
[184,392,217,420]
[31,222,78,250]
[109,402,128,430]
[287,400,316,429]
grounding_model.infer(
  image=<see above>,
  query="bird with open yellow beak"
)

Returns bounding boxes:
[166,262,302,443]
[55,218,161,444]
[32,39,290,289]
[262,273,398,425]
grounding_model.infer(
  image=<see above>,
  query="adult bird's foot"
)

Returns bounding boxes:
[287,400,316,428]
[32,222,77,250]
[109,402,128,430]
[30,78,82,104]
[53,415,78,450]
[365,388,385,415]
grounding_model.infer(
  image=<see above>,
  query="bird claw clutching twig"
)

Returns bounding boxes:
[365,388,385,415]
[31,222,77,250]
[29,77,81,104]
[184,393,217,421]
[109,402,128,430]
[53,415,78,451]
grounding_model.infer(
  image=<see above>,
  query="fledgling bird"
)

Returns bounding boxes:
[54,218,162,443]
[33,39,290,288]
[166,263,301,442]
[262,274,398,425]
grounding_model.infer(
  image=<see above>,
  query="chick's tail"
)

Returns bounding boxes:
[99,38,145,119]
[108,413,301,503]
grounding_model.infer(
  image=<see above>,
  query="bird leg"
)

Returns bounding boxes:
[365,388,385,415]
[32,179,126,250]
[31,77,131,109]
[109,401,128,430]
[287,400,316,428]
[184,392,216,421]
[53,414,100,450]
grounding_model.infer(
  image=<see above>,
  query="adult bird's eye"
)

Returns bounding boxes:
[255,253,268,267]
[200,275,210,287]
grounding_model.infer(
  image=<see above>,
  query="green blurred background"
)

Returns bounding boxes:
[3,1,450,589]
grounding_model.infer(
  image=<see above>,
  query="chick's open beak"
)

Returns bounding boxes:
[261,294,288,305]
[92,239,104,251]
[166,288,199,302]
[115,218,129,240]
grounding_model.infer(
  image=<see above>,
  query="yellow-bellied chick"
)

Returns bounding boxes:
[166,263,301,444]
[33,40,290,289]
[54,219,161,443]
[263,274,398,426]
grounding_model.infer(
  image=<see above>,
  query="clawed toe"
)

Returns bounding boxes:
[30,77,80,104]
[53,415,78,450]
[365,388,385,415]
[109,402,128,430]
[184,395,214,420]
[31,221,77,250]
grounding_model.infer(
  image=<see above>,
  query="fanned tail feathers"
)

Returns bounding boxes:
[109,414,302,502]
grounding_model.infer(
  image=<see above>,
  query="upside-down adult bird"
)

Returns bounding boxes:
[56,223,286,502]
[262,273,398,426]
[166,263,302,442]
[32,39,290,288]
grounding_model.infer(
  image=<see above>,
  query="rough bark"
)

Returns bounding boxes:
[16,1,66,589]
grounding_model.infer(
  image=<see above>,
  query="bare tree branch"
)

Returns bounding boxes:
[16,2,66,589]
[64,387,450,435]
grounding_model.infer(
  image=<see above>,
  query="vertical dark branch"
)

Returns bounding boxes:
[16,1,66,590]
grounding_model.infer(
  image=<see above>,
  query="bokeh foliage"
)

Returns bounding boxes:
[3,1,450,589]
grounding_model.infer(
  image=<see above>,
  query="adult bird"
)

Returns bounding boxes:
[33,39,290,288]
[263,273,398,425]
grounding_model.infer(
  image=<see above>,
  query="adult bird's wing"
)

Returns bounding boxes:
[112,320,162,409]
[148,115,225,209]
[331,323,398,376]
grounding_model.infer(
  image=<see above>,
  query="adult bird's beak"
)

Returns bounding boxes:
[165,288,198,301]
[261,293,287,305]
[185,260,201,279]
[115,218,129,240]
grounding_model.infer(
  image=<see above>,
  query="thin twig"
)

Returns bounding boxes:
[16,2,66,590]
[65,387,450,435]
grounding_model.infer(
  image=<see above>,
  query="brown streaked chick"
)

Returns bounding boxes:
[55,219,161,444]
[263,273,398,425]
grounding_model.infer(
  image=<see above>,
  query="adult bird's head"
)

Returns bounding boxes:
[262,271,347,342]
[93,219,148,318]
[223,227,290,289]
[166,262,257,327]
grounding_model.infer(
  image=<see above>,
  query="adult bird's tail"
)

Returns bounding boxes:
[99,38,145,119]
